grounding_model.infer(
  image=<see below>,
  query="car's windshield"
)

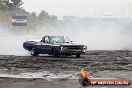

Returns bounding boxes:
[50,36,71,44]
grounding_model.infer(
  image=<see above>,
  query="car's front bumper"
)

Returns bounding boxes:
[59,49,85,55]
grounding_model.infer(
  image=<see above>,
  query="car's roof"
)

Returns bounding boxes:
[44,35,65,37]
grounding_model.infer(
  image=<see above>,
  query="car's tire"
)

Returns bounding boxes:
[53,48,59,57]
[76,54,80,58]
[30,49,38,56]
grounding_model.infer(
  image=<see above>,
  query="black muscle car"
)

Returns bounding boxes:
[23,36,87,57]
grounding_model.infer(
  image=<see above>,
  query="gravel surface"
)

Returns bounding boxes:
[0,51,132,88]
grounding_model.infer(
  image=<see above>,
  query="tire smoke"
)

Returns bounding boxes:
[0,18,132,55]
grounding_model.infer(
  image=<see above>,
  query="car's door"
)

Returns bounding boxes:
[40,36,52,54]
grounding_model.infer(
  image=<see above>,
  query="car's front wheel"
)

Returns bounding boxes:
[30,49,38,56]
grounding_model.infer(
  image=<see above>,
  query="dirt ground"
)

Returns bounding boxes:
[0,51,132,88]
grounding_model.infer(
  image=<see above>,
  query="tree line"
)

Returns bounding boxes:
[31,10,58,22]
[0,0,58,22]
[0,0,23,10]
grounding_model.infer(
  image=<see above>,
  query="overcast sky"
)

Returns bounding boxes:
[22,0,131,19]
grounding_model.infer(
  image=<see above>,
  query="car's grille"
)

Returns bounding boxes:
[63,45,83,51]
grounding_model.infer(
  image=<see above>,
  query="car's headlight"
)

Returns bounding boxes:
[83,46,87,50]
[61,46,63,51]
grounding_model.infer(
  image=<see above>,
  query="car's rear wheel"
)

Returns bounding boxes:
[76,54,80,58]
[30,49,38,56]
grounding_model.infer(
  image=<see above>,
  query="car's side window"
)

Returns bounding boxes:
[45,37,50,43]
[41,37,45,42]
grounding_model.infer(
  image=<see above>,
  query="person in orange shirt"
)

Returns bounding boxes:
[79,67,91,86]
[81,67,89,78]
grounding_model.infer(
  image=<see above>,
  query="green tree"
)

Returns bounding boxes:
[0,0,9,10]
[0,0,23,10]
[11,0,23,7]
[38,10,50,21]
[31,12,36,17]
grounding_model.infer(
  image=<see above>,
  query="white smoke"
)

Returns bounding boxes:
[0,27,40,56]
[0,18,132,56]
[61,18,132,50]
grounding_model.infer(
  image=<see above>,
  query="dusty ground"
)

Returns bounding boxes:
[0,51,132,88]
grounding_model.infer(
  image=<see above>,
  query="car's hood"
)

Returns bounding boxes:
[55,43,84,46]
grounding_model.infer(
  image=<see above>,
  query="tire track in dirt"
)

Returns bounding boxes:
[0,51,132,73]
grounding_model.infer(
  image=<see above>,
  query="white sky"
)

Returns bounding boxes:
[22,0,131,19]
